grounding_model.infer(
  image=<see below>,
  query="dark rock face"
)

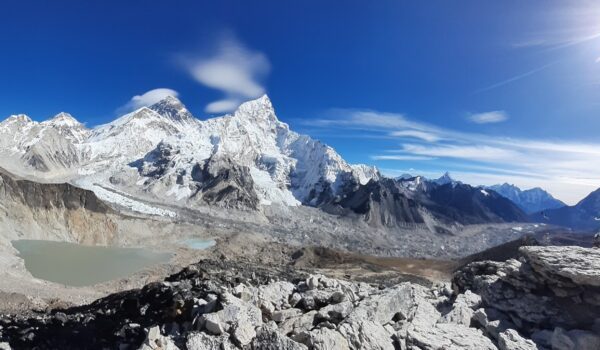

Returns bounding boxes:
[423,183,528,224]
[190,157,260,210]
[323,178,425,227]
[130,142,179,179]
[324,177,528,229]
[530,188,600,231]
[0,169,111,214]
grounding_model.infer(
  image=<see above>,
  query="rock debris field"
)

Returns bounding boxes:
[1,246,599,350]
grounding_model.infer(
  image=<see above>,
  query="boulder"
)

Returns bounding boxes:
[454,246,600,332]
[294,328,350,350]
[138,326,180,350]
[338,320,394,350]
[186,332,235,350]
[551,327,600,350]
[252,326,308,350]
[232,319,256,347]
[497,329,538,350]
[406,323,497,350]
[280,311,317,336]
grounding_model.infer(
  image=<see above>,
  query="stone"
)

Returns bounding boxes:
[454,246,600,335]
[294,328,350,350]
[530,330,553,349]
[147,326,161,342]
[0,343,10,350]
[552,327,600,350]
[406,323,497,350]
[257,281,296,311]
[338,319,394,350]
[316,300,354,323]
[307,276,320,290]
[521,246,600,287]
[186,332,235,350]
[138,326,180,350]
[472,308,514,340]
[272,308,303,323]
[279,311,317,336]
[232,319,256,346]
[346,283,424,325]
[252,326,308,350]
[498,329,538,350]
[552,328,575,350]
[410,297,440,329]
[203,314,224,335]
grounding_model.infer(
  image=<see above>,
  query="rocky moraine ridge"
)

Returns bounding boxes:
[1,245,599,349]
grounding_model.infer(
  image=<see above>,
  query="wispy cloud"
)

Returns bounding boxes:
[468,111,508,124]
[118,88,178,114]
[474,62,557,93]
[179,34,270,114]
[389,130,441,142]
[371,155,435,161]
[311,108,600,204]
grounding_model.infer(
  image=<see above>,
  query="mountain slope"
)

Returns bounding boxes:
[530,188,600,231]
[325,175,528,230]
[488,183,565,214]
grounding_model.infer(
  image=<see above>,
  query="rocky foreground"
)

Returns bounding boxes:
[0,246,599,350]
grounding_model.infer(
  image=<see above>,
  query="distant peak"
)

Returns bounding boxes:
[235,95,277,122]
[154,94,183,107]
[4,114,33,124]
[149,95,194,123]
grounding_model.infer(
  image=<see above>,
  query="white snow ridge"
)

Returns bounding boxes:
[0,95,379,213]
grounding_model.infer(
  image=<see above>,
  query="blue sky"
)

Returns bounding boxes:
[1,1,599,204]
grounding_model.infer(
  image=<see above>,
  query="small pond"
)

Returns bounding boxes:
[180,238,216,250]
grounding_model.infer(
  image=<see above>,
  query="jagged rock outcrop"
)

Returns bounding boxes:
[454,245,600,349]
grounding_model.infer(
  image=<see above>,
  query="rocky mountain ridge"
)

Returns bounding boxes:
[530,188,600,231]
[1,245,599,349]
[488,183,565,214]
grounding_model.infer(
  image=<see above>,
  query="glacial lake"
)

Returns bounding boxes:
[12,240,173,287]
[181,238,216,250]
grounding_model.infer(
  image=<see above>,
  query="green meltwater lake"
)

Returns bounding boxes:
[12,240,173,287]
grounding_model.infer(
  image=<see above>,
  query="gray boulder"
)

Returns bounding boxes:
[294,328,350,350]
[406,323,497,350]
[498,329,538,350]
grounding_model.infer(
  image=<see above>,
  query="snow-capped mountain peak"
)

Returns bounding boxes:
[44,112,82,128]
[149,95,196,124]
[434,172,456,185]
[488,183,565,214]
[234,95,278,123]
[1,114,34,126]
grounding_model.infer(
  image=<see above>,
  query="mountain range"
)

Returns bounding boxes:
[1,95,595,233]
[530,188,600,231]
[487,183,566,214]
